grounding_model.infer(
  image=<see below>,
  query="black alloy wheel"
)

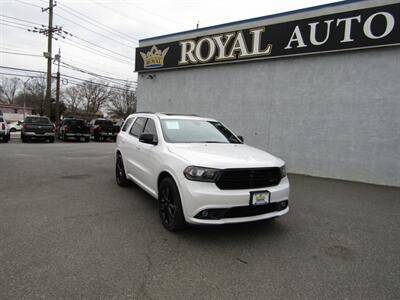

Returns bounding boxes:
[116,154,130,187]
[158,177,186,231]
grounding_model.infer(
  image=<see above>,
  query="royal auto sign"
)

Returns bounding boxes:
[135,3,400,72]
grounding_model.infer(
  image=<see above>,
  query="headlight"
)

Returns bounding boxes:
[183,166,220,182]
[280,165,287,178]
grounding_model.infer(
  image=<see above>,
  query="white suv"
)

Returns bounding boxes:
[116,113,289,231]
[0,116,10,143]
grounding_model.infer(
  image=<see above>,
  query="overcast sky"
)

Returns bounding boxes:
[1,0,342,85]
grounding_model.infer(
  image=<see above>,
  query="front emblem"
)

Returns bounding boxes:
[140,45,169,69]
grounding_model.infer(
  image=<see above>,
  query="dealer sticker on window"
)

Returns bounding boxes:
[250,191,270,206]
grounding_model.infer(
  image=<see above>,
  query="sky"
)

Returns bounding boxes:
[0,0,342,86]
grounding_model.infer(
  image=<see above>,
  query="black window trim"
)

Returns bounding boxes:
[128,116,159,141]
[122,116,135,132]
[129,117,147,138]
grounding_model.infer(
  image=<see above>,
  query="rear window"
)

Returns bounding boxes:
[25,117,51,124]
[94,120,113,127]
[66,119,86,126]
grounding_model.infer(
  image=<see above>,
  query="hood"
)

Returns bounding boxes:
[168,143,284,169]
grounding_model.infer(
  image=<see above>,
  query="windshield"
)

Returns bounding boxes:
[95,120,113,127]
[67,119,86,126]
[25,117,51,124]
[160,119,241,144]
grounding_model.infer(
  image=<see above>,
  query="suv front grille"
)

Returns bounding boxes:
[215,167,281,190]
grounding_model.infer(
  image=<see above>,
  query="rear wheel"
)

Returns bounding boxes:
[48,137,54,143]
[158,177,186,231]
[62,132,68,142]
[84,137,90,143]
[3,135,9,143]
[116,154,130,187]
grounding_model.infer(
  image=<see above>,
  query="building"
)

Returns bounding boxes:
[0,103,34,122]
[135,0,400,187]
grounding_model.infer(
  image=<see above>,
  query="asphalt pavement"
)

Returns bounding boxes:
[0,141,399,299]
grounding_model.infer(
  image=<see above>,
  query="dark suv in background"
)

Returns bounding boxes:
[89,118,118,142]
[58,118,90,142]
[21,116,55,143]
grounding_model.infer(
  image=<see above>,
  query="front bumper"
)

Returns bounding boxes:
[24,132,55,137]
[179,176,290,225]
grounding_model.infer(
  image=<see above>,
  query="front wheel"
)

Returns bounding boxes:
[116,154,130,187]
[158,177,186,231]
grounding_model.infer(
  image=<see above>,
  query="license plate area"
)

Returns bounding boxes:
[249,190,270,206]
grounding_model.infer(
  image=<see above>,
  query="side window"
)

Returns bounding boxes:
[122,117,134,132]
[143,118,158,142]
[129,117,147,137]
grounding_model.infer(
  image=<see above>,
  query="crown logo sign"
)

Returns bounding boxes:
[140,45,169,69]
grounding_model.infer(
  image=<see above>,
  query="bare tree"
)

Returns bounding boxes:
[80,79,112,113]
[63,86,83,113]
[107,83,137,119]
[0,77,20,104]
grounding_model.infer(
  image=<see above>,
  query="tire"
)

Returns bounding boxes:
[48,137,54,143]
[21,135,26,143]
[94,135,100,142]
[158,177,186,231]
[62,132,68,142]
[84,137,90,143]
[115,154,130,187]
[3,135,9,143]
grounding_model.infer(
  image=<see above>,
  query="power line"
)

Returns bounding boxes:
[68,32,133,61]
[60,62,136,87]
[57,2,138,44]
[14,0,42,9]
[0,14,43,26]
[0,66,46,74]
[53,12,134,49]
[121,0,191,27]
[58,37,133,65]
[0,22,30,30]
[0,66,136,89]
[0,50,43,58]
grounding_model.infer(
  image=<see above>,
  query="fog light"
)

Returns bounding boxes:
[202,210,209,217]
[280,201,288,208]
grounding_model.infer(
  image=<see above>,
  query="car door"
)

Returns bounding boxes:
[136,117,160,194]
[125,117,147,181]
[118,116,135,162]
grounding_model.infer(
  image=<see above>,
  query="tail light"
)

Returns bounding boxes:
[1,124,5,130]
[64,125,69,133]
[23,123,27,130]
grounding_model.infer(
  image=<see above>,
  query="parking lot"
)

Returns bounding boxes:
[0,140,399,299]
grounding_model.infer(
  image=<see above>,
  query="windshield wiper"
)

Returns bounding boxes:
[202,141,225,143]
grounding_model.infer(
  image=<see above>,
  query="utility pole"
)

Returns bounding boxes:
[43,0,55,118]
[55,48,61,124]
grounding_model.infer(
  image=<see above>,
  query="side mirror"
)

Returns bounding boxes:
[139,133,157,145]
[237,135,244,142]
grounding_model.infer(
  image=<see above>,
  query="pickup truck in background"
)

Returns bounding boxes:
[58,118,90,142]
[89,118,118,142]
[0,116,10,143]
[21,116,55,143]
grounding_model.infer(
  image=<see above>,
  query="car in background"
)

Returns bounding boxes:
[21,116,55,143]
[89,118,118,142]
[0,116,10,143]
[58,118,90,142]
[115,112,289,231]
[8,121,23,132]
